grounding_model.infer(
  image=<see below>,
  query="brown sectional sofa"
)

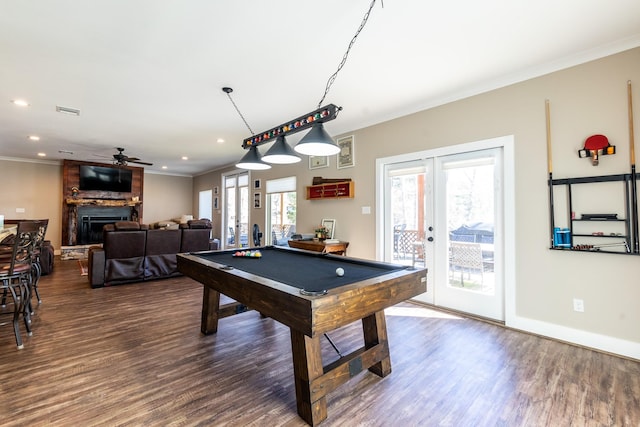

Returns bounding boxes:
[88,219,215,288]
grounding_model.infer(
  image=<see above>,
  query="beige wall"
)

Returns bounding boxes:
[193,170,222,240]
[0,161,193,250]
[142,172,194,224]
[0,160,63,248]
[195,47,640,358]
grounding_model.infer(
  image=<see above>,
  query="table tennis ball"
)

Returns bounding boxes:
[336,267,344,277]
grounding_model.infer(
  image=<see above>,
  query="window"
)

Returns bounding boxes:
[198,189,212,220]
[266,177,297,246]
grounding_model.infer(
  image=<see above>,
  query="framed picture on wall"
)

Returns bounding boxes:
[337,135,355,169]
[309,155,329,170]
[254,192,262,209]
[214,186,219,195]
[214,197,219,210]
[254,179,261,190]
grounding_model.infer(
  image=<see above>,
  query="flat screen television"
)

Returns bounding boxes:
[79,165,133,193]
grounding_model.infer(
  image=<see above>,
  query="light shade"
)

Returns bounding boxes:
[262,136,301,164]
[236,146,271,170]
[294,123,340,156]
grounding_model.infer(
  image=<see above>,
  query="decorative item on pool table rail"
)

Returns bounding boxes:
[578,134,615,166]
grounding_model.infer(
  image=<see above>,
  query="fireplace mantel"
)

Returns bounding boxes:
[66,198,142,207]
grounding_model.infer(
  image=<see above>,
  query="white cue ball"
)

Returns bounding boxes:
[336,267,344,277]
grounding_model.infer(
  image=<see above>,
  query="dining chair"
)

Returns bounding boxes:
[30,219,49,305]
[0,220,41,349]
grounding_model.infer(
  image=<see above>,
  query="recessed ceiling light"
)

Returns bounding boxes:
[162,165,168,169]
[37,152,46,157]
[217,138,225,144]
[181,156,188,160]
[28,135,40,141]
[11,99,29,107]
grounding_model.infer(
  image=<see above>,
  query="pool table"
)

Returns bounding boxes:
[177,246,427,426]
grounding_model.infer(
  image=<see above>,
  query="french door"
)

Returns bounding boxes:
[379,141,507,321]
[223,171,250,249]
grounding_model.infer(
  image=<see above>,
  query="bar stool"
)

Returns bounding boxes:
[0,220,40,349]
[30,219,49,305]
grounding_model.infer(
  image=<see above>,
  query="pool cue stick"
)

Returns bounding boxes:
[628,80,638,253]
[546,99,555,248]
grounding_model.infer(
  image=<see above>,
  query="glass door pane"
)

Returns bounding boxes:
[383,159,433,304]
[434,148,504,320]
[223,172,249,249]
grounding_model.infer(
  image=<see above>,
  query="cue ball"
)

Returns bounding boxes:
[336,267,344,277]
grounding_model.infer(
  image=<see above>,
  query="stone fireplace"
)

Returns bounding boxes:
[65,199,141,246]
[62,159,144,247]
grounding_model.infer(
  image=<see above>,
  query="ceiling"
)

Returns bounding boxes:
[2,1,640,176]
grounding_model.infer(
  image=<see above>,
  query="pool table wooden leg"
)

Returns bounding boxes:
[290,330,327,426]
[362,310,392,377]
[201,286,221,335]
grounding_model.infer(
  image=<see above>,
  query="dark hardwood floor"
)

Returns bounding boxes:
[1,257,638,426]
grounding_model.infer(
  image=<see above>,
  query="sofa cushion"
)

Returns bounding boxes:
[145,229,181,255]
[186,219,212,229]
[104,230,146,259]
[114,221,141,231]
[103,228,147,286]
[176,215,193,224]
[180,228,211,253]
[151,220,179,230]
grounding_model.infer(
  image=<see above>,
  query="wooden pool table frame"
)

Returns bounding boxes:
[177,247,427,425]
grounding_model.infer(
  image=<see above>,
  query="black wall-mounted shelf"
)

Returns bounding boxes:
[549,173,638,255]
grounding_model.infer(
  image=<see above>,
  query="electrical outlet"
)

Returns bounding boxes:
[573,298,585,312]
[15,207,25,213]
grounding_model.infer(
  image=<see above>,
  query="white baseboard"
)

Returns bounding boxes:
[508,315,640,361]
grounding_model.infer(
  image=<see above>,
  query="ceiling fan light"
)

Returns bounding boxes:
[262,135,301,164]
[236,146,272,170]
[294,123,340,156]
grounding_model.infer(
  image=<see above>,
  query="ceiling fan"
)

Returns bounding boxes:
[111,147,153,166]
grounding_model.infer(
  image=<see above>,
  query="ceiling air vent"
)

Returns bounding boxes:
[56,105,80,116]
